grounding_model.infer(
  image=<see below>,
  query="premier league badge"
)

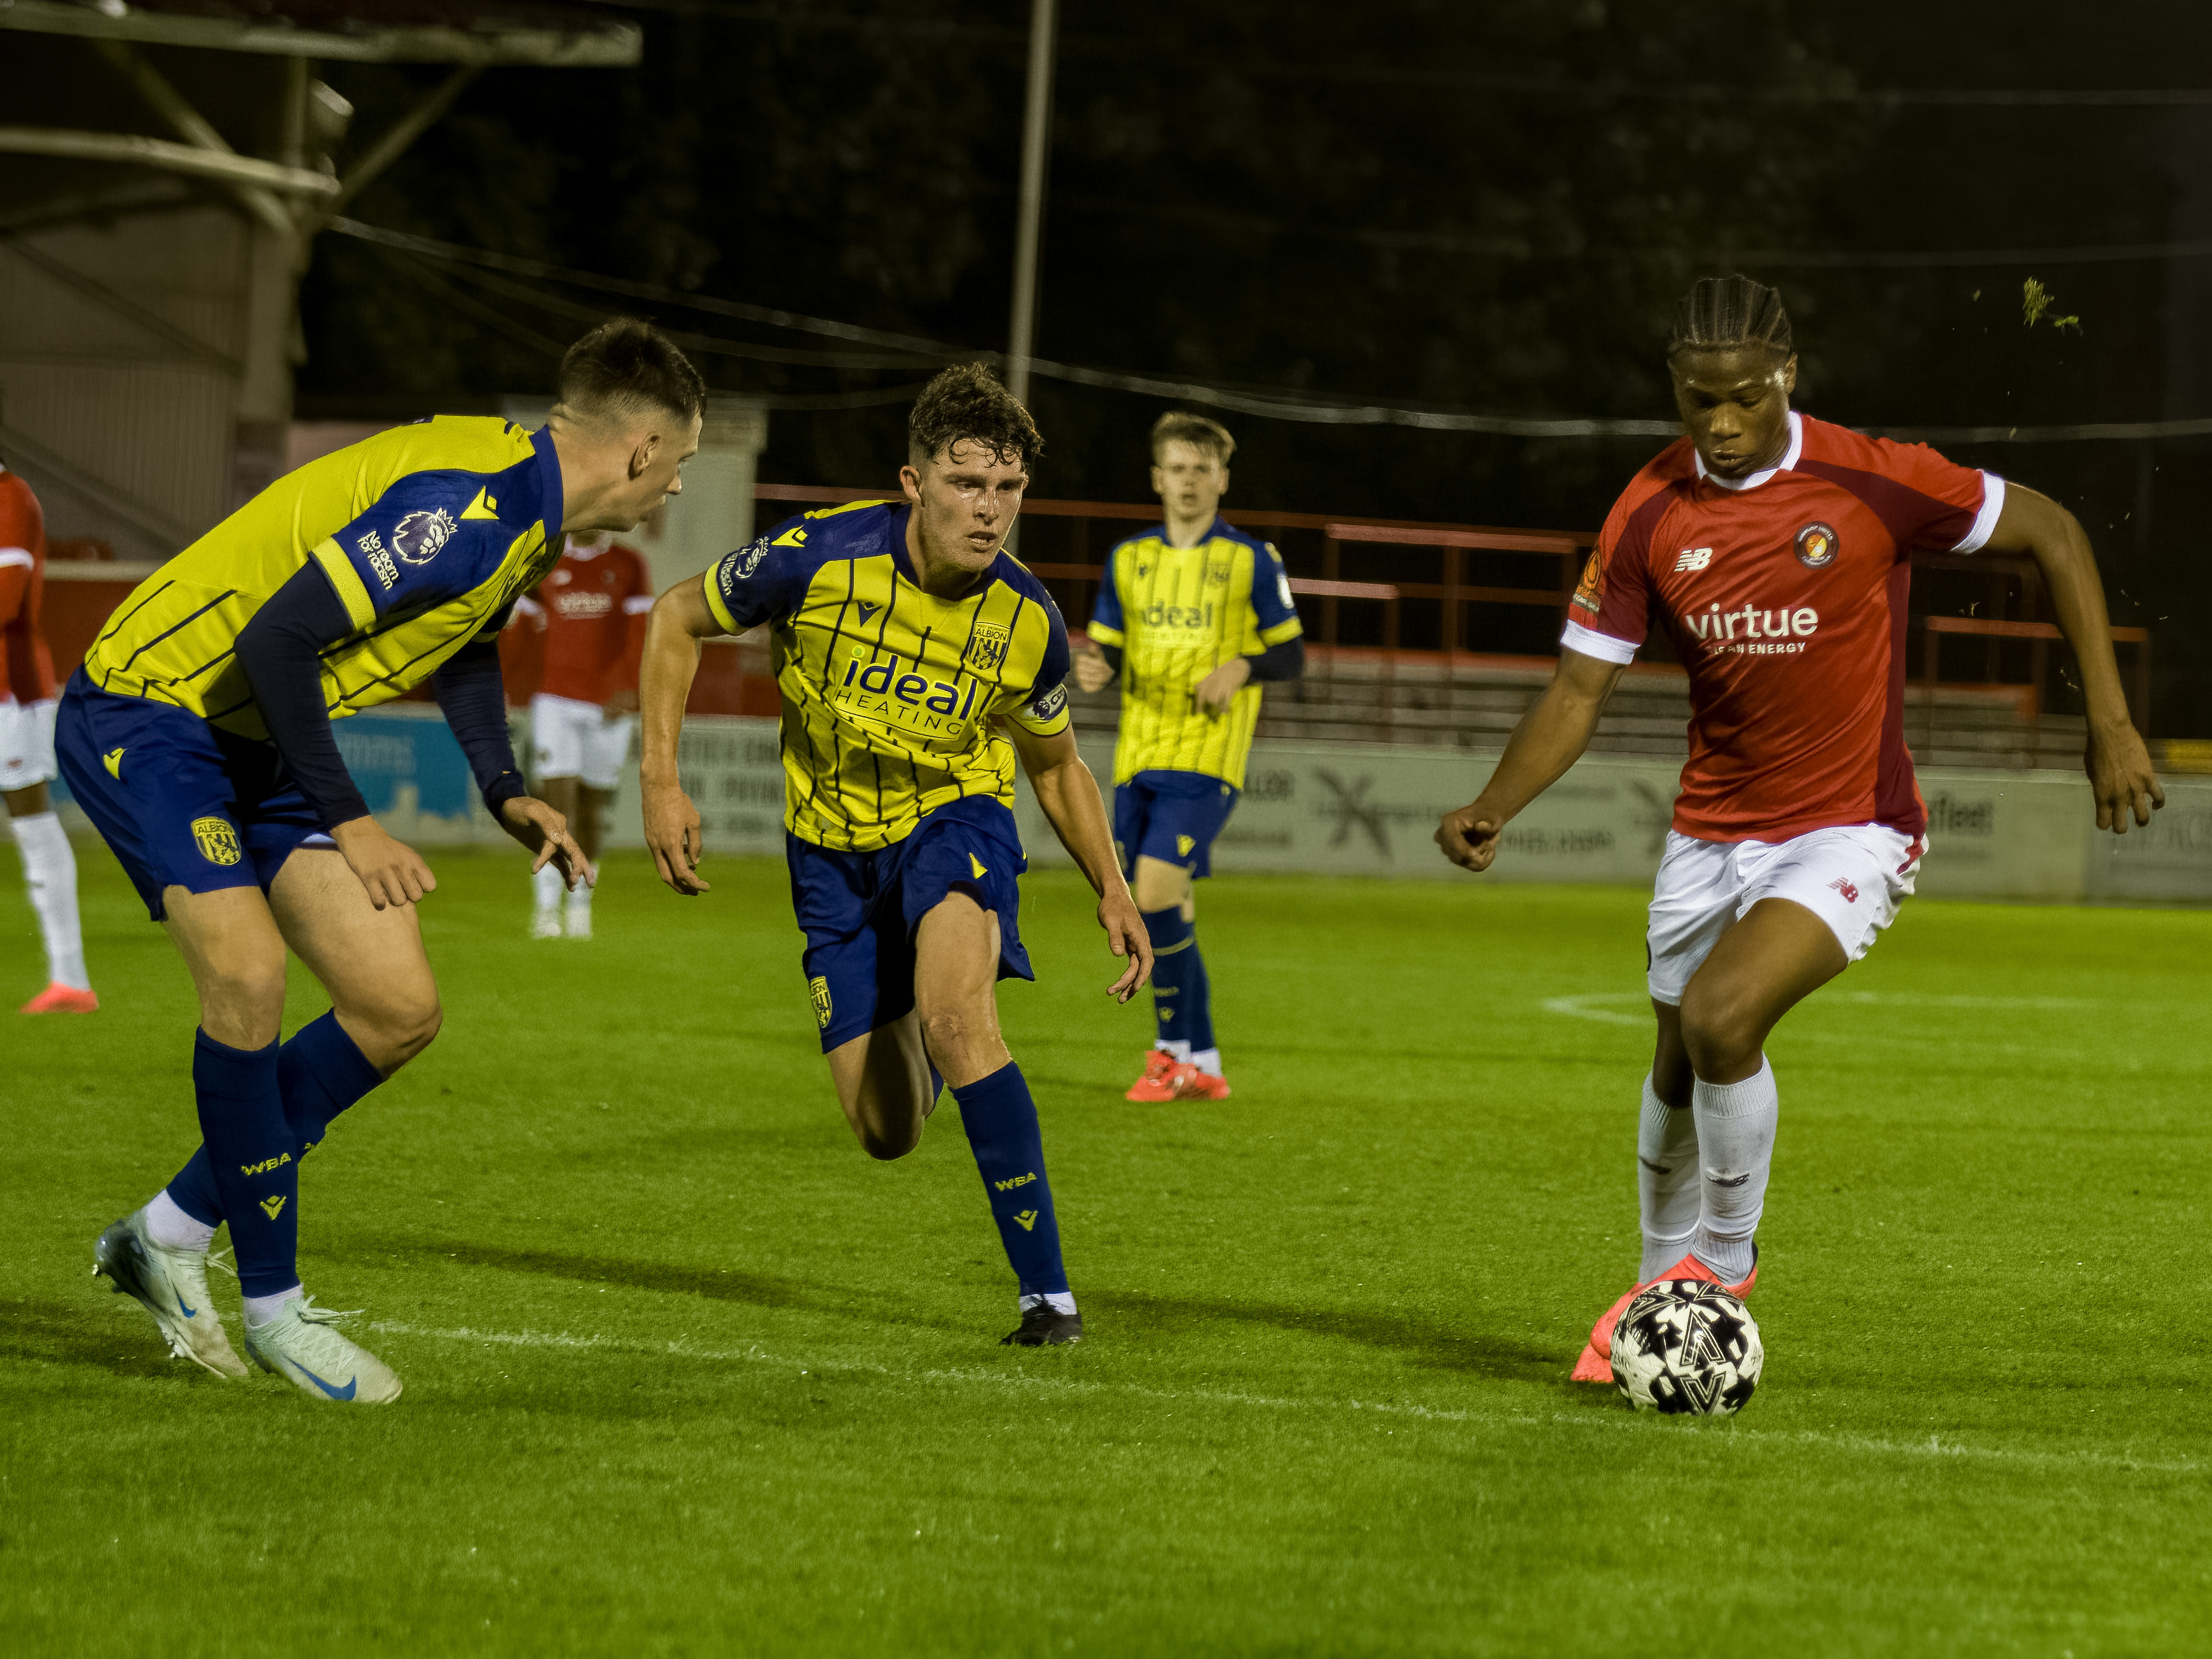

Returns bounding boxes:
[1794,521,1839,569]
[392,506,459,565]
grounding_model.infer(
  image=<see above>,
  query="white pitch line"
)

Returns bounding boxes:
[1542,989,2096,1026]
[368,1320,2197,1477]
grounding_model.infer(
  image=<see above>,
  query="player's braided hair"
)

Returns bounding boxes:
[1666,275,1794,362]
[907,363,1043,469]
[556,317,706,425]
[1150,410,1235,465]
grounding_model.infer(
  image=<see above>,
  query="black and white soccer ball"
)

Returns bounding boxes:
[1609,1278,1762,1416]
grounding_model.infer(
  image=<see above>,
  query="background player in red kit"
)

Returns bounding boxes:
[1434,275,2163,1382]
[515,532,654,937]
[0,460,95,1012]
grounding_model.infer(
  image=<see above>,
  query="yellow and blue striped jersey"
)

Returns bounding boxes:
[1087,518,1302,788]
[84,417,563,740]
[703,501,1073,853]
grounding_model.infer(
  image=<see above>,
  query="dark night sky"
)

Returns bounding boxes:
[294,0,2212,726]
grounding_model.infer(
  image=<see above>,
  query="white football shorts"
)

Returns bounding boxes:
[529,693,635,792]
[1645,823,1925,1005]
[0,696,58,794]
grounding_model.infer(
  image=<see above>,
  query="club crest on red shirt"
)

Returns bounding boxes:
[1794,521,1839,569]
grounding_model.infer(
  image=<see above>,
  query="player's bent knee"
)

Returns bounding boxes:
[1677,988,1762,1082]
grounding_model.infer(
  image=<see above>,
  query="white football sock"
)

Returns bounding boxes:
[1157,1039,1192,1062]
[1690,1059,1776,1284]
[532,861,563,913]
[1019,1291,1078,1316]
[1637,1072,1701,1281]
[11,811,89,989]
[565,878,593,918]
[142,1189,214,1251]
[1188,1047,1223,1077]
[242,1286,304,1328]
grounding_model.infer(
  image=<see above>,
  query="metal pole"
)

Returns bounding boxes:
[1005,0,1057,407]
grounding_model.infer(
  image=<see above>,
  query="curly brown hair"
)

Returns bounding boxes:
[907,363,1043,470]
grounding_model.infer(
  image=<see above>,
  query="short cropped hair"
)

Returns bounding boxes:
[556,317,706,427]
[1150,410,1235,465]
[907,363,1043,470]
[1667,275,1793,362]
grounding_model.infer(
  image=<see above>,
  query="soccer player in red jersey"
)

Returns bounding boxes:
[1434,276,2164,1382]
[516,532,654,938]
[0,460,95,1013]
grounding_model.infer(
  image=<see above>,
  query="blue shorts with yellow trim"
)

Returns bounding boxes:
[785,795,1033,1052]
[1113,769,1240,882]
[55,670,333,922]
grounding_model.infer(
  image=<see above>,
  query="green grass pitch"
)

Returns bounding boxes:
[3,844,2208,1655]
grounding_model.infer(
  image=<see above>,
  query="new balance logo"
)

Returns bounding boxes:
[1829,878,1860,904]
[994,1171,1037,1192]
[1013,1209,1040,1232]
[1673,547,1715,572]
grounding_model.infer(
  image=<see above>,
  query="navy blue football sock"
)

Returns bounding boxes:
[1181,932,1216,1054]
[1142,905,1193,1050]
[163,1012,385,1225]
[278,1010,384,1157]
[952,1063,1069,1297]
[192,1030,298,1298]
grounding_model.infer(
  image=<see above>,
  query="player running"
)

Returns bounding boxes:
[1433,276,2163,1382]
[61,318,697,1402]
[1,460,95,1012]
[516,531,654,939]
[1071,413,1303,1101]
[640,364,1150,1347]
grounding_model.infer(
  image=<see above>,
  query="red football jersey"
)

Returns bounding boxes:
[1565,413,2001,844]
[518,537,654,706]
[0,467,57,704]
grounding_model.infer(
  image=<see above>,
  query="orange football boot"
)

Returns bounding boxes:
[1124,1049,1183,1102]
[1167,1064,1231,1101]
[1570,1248,1758,1383]
[20,982,98,1014]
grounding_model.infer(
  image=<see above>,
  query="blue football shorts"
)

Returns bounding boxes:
[55,670,336,922]
[1113,769,1240,882]
[785,795,1033,1052]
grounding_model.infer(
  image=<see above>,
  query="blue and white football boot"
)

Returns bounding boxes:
[244,1297,402,1403]
[92,1211,249,1379]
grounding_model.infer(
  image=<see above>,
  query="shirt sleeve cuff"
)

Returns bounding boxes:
[701,568,741,635]
[1954,474,2007,554]
[1085,622,1124,647]
[1258,618,1303,647]
[1560,619,1638,665]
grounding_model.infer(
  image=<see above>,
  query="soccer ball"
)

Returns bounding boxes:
[1609,1278,1762,1415]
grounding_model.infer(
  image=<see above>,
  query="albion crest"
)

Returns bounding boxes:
[191,816,242,866]
[809,975,834,1029]
[963,621,1013,675]
[392,506,459,565]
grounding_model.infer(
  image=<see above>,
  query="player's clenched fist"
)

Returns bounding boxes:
[1434,802,1503,872]
[1071,646,1116,694]
[642,780,711,895]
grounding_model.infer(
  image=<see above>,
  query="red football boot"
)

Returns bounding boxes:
[1167,1064,1232,1101]
[1570,1249,1758,1383]
[1124,1049,1183,1102]
[20,982,98,1014]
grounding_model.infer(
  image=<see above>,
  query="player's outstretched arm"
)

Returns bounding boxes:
[1981,485,2164,834]
[1436,647,1624,872]
[638,577,725,894]
[1008,722,1153,1002]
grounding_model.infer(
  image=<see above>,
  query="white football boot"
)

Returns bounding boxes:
[92,1211,249,1379]
[244,1297,403,1403]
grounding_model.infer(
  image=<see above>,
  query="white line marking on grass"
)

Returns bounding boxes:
[368,1321,2197,1477]
[1541,994,1647,1025]
[1542,990,2095,1027]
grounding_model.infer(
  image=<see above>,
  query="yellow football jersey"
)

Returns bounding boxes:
[84,417,563,739]
[1085,518,1302,787]
[703,500,1073,853]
